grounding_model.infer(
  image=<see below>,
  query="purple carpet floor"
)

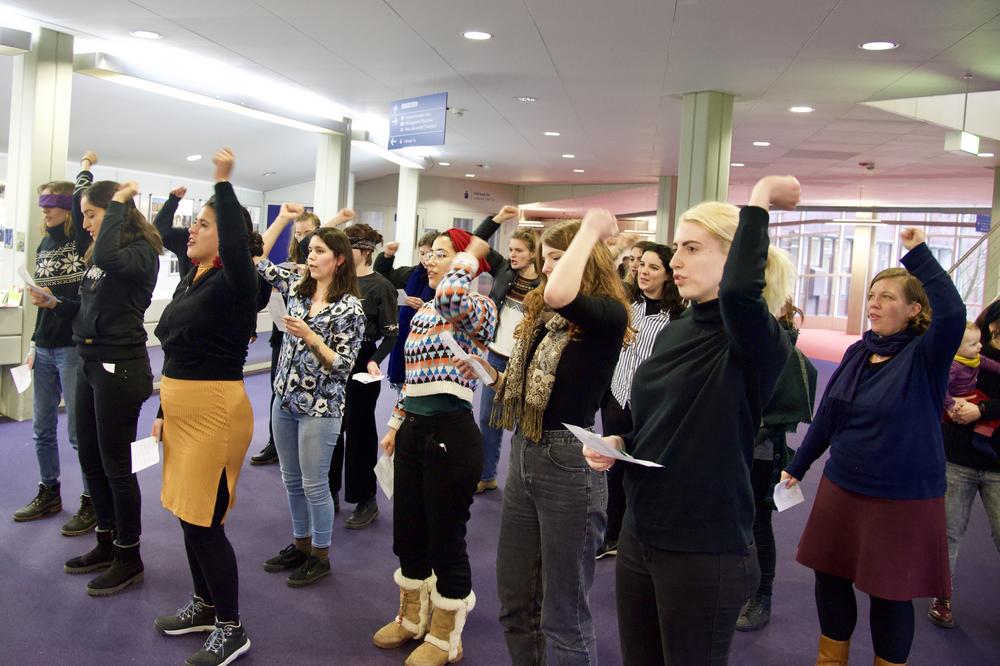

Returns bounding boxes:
[1,358,997,665]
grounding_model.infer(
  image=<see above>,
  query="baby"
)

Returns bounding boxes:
[945,321,1000,441]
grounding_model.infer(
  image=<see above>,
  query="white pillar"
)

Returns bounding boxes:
[676,91,733,215]
[346,171,356,211]
[985,167,1000,304]
[395,166,421,264]
[656,176,677,244]
[0,28,74,420]
[313,127,351,221]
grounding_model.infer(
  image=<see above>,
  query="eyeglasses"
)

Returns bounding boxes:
[423,251,450,261]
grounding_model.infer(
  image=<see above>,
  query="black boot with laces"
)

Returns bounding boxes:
[155,595,217,635]
[185,621,250,666]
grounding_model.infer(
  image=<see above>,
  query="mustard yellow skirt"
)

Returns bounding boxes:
[160,377,253,527]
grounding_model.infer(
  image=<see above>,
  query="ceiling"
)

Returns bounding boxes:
[2,0,1000,204]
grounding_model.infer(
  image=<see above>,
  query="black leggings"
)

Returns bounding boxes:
[181,472,239,623]
[599,394,631,543]
[815,572,914,664]
[749,458,776,597]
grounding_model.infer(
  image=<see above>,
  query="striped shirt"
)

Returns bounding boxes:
[610,298,671,407]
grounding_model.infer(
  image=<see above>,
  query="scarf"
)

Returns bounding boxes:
[490,312,572,442]
[824,327,918,405]
[954,353,980,368]
[445,228,491,275]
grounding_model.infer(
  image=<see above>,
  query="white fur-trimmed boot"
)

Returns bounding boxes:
[373,569,435,649]
[404,586,476,666]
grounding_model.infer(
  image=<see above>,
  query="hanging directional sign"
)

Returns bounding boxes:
[389,92,448,149]
[976,214,991,233]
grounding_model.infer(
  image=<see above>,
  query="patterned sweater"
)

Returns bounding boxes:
[389,253,498,430]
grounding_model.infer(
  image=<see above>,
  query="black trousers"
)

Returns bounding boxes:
[330,342,380,504]
[616,530,758,666]
[749,457,777,597]
[599,394,631,544]
[393,409,482,599]
[75,356,153,546]
[181,472,240,623]
[267,338,281,446]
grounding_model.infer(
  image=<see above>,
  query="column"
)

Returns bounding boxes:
[0,28,74,420]
[655,176,677,244]
[395,166,421,264]
[346,171,356,211]
[313,122,351,221]
[845,224,877,335]
[985,167,1000,304]
[675,91,733,216]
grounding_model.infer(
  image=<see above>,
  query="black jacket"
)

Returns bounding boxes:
[153,194,193,278]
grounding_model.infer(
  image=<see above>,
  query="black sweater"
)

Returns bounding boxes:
[154,182,259,381]
[153,194,193,278]
[357,272,399,365]
[624,206,791,553]
[54,199,159,360]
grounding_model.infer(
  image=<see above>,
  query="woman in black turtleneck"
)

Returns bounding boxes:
[35,174,163,598]
[149,149,260,666]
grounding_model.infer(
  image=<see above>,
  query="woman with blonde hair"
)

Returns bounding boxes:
[467,210,631,664]
[585,176,799,665]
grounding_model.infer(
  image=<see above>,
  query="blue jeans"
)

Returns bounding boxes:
[271,402,341,549]
[32,346,84,491]
[477,350,509,482]
[944,461,1000,575]
[497,430,608,666]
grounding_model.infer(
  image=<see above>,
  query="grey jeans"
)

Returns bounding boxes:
[945,461,1000,576]
[497,429,608,666]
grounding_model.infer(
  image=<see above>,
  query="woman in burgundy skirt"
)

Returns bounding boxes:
[782,227,965,666]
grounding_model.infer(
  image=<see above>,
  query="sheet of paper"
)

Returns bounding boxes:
[267,291,288,332]
[102,362,115,374]
[130,436,160,473]
[563,422,664,468]
[10,363,31,394]
[773,482,805,512]
[17,265,58,306]
[439,330,494,384]
[397,289,410,306]
[374,454,394,500]
[351,372,383,384]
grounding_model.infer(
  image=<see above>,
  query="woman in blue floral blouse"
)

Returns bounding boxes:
[254,203,366,587]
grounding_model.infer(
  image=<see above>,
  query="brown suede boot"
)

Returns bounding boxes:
[405,586,476,666]
[373,569,435,649]
[817,635,850,665]
[873,658,905,666]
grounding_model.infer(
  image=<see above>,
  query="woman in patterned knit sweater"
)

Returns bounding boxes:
[373,229,497,666]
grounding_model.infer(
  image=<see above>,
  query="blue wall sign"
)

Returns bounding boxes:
[976,214,991,233]
[389,92,448,149]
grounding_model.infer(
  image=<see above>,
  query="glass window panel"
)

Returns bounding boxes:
[836,276,851,317]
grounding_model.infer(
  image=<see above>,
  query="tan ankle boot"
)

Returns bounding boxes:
[404,587,476,666]
[873,658,905,666]
[817,635,850,665]
[373,569,435,649]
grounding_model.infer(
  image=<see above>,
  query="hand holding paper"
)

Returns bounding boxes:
[352,372,383,384]
[439,330,494,384]
[16,265,59,307]
[773,480,805,512]
[374,454,394,499]
[563,423,663,468]
[130,436,160,473]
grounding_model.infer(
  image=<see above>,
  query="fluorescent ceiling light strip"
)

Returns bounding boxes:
[351,140,426,170]
[74,53,349,135]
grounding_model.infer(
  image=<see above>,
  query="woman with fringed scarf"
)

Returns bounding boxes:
[465,210,632,665]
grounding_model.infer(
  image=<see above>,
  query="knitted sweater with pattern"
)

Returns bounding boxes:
[389,253,497,429]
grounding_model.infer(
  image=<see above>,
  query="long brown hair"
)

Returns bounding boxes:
[294,227,360,302]
[81,181,163,265]
[627,242,685,319]
[518,219,634,345]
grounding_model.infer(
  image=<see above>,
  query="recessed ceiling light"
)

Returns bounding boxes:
[463,31,492,41]
[185,154,202,162]
[979,152,995,157]
[561,154,575,159]
[465,173,476,178]
[515,96,537,103]
[130,30,162,40]
[261,171,276,177]
[731,162,745,167]
[573,169,585,173]
[859,41,898,51]
[544,131,561,137]
[752,141,771,147]
[439,162,451,166]
[789,105,815,113]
